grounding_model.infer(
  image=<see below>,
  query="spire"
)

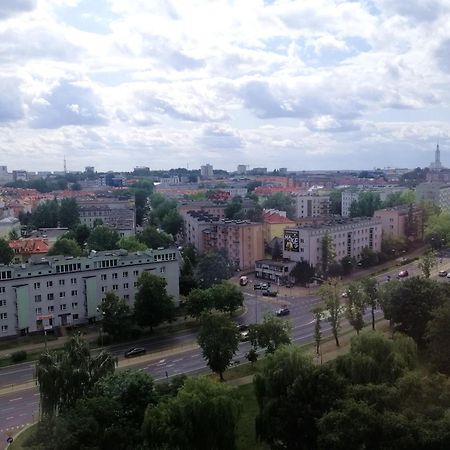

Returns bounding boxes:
[64,155,67,173]
[435,143,441,168]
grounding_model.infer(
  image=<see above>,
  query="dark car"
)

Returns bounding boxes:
[262,290,278,297]
[438,270,448,277]
[397,270,409,279]
[124,347,146,358]
[276,307,290,317]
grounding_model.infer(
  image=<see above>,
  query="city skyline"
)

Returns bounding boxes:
[0,1,450,171]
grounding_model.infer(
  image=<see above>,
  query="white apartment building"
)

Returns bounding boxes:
[0,248,180,339]
[416,182,450,211]
[294,194,330,219]
[341,191,360,217]
[282,218,382,267]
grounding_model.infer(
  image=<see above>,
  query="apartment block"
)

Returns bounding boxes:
[283,218,382,267]
[293,193,330,219]
[200,164,214,178]
[373,206,423,241]
[262,210,296,244]
[416,182,450,211]
[255,259,296,283]
[183,211,264,270]
[77,198,136,236]
[0,248,180,339]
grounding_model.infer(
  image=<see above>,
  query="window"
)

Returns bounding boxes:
[48,306,54,313]
[60,304,67,311]
[71,278,77,285]
[134,281,138,287]
[101,274,107,281]
[112,273,118,279]
[133,270,139,276]
[160,266,165,273]
[1,325,7,332]
[0,312,7,320]
[101,286,107,293]
[72,302,78,308]
[71,290,78,296]
[124,294,129,300]
[0,300,6,307]
[112,284,118,291]
[59,279,65,286]
[0,287,4,293]
[47,293,54,300]
[34,282,41,289]
[123,271,128,278]
[35,307,42,315]
[35,295,42,302]
[47,281,53,287]
[73,314,79,320]
[59,292,65,298]
[123,283,129,289]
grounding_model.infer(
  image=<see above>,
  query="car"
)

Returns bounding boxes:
[341,291,349,298]
[446,273,450,279]
[253,283,262,290]
[124,347,146,358]
[438,270,448,277]
[239,276,248,286]
[236,324,250,341]
[260,282,270,290]
[397,270,409,278]
[276,307,290,317]
[262,290,278,297]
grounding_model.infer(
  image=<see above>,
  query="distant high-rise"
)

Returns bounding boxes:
[200,164,214,178]
[237,164,246,175]
[430,144,443,170]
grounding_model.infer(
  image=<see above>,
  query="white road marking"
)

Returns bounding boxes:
[172,358,183,363]
[6,417,14,420]
[166,364,174,368]
[9,397,23,402]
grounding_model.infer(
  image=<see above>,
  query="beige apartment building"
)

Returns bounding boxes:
[293,193,330,219]
[373,206,423,241]
[183,211,264,270]
[283,218,382,267]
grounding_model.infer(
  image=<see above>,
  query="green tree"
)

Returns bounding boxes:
[349,192,382,217]
[179,256,198,296]
[31,199,59,228]
[73,224,90,247]
[263,192,295,219]
[137,225,173,249]
[186,288,213,318]
[197,314,239,381]
[117,236,147,252]
[225,196,243,219]
[379,277,447,345]
[417,250,437,278]
[0,238,14,264]
[249,313,291,354]
[360,277,378,330]
[329,189,342,215]
[290,260,315,286]
[47,238,82,257]
[143,377,241,450]
[313,306,323,358]
[87,226,120,251]
[345,282,366,335]
[321,232,336,276]
[195,251,233,288]
[59,198,80,229]
[99,292,133,341]
[8,229,20,240]
[210,281,244,316]
[254,346,345,450]
[134,272,175,332]
[319,279,343,347]
[340,256,355,275]
[425,212,450,248]
[425,302,450,374]
[360,246,379,267]
[161,209,183,236]
[36,333,116,417]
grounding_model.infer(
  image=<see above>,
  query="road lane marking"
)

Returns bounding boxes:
[9,397,23,402]
[6,417,13,420]
[172,358,183,362]
[166,364,174,368]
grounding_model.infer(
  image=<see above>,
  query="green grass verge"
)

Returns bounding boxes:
[8,424,37,450]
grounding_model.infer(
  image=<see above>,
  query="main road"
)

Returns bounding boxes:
[1,256,445,439]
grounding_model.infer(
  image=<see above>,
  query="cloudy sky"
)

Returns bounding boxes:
[0,0,449,172]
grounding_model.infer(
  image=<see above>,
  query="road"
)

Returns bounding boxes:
[1,256,448,439]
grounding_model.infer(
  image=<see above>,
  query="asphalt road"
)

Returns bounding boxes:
[1,256,448,439]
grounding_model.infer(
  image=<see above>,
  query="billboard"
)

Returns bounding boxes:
[284,230,300,252]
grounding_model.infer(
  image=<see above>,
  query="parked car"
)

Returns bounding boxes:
[397,270,409,278]
[239,276,248,286]
[262,290,278,297]
[446,273,450,279]
[276,307,290,317]
[260,282,270,290]
[438,270,448,277]
[341,291,349,298]
[253,283,262,290]
[124,347,146,358]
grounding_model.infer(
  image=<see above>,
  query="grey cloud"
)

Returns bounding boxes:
[197,125,243,149]
[0,78,24,122]
[0,0,35,20]
[436,38,450,72]
[29,80,107,129]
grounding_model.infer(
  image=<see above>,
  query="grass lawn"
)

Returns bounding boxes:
[8,424,37,450]
[235,383,268,450]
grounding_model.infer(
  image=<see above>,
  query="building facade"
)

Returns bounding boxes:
[262,210,296,244]
[282,218,382,267]
[255,259,296,283]
[0,248,180,339]
[293,193,330,219]
[416,182,450,211]
[373,206,423,241]
[200,164,214,178]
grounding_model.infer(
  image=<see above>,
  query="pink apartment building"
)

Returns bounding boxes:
[373,206,423,241]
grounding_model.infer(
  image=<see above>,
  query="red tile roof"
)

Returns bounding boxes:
[9,239,49,255]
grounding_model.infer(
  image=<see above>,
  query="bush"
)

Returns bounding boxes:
[129,326,142,340]
[10,350,27,363]
[96,334,113,346]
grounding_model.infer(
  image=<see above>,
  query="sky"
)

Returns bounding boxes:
[0,0,450,173]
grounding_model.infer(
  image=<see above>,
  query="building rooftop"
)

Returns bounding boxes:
[287,216,380,230]
[9,238,49,255]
